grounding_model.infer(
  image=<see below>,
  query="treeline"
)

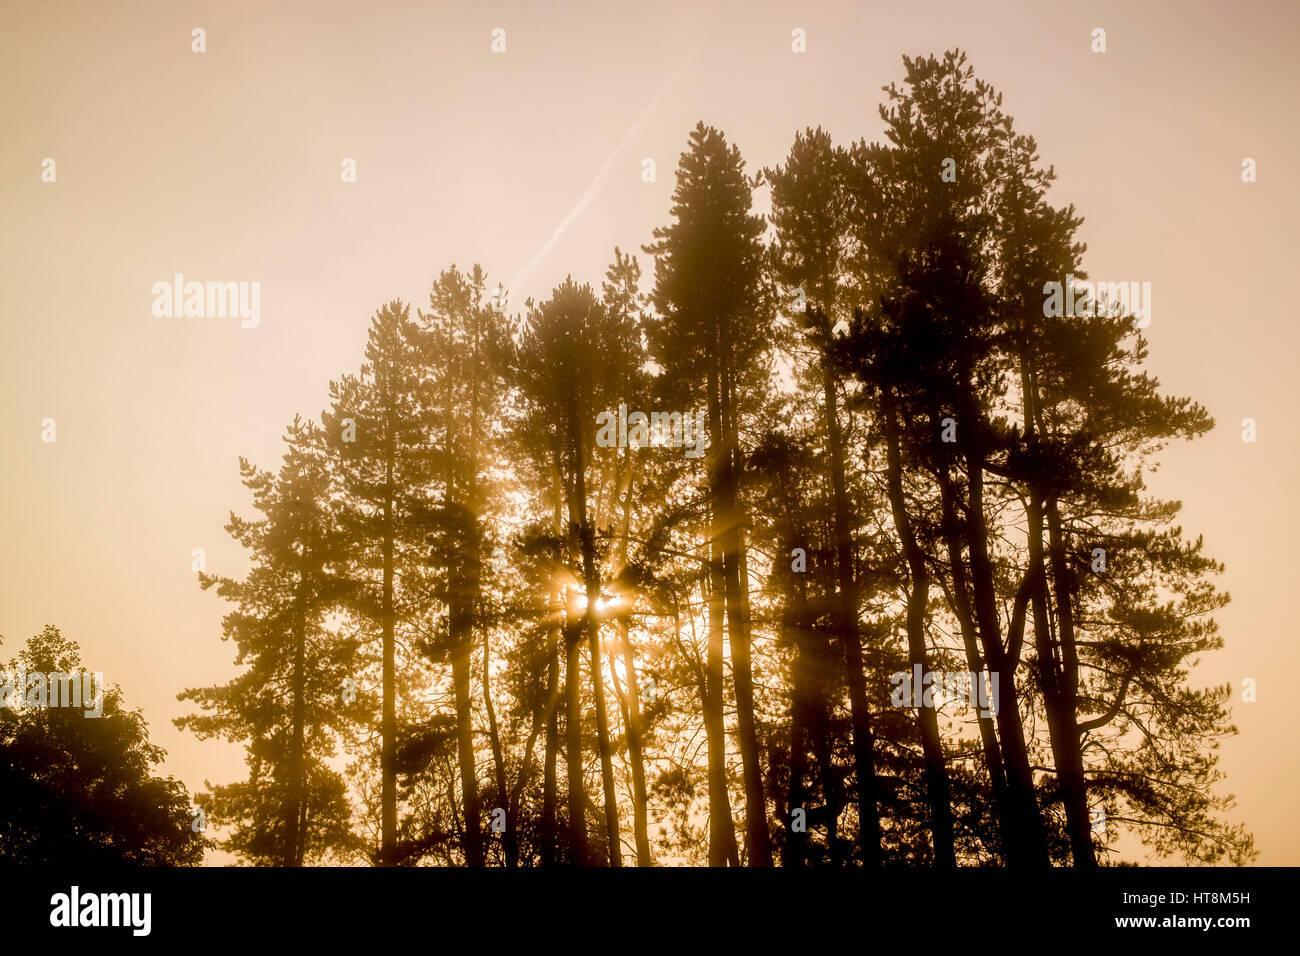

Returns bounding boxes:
[177,51,1254,867]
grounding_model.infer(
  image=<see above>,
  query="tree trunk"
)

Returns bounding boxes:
[585,609,622,865]
[785,613,811,867]
[541,618,561,866]
[1017,350,1092,866]
[719,379,772,866]
[455,295,487,867]
[483,631,513,866]
[284,574,307,867]
[1044,501,1096,867]
[820,356,883,866]
[450,628,484,866]
[541,503,564,866]
[963,447,1049,866]
[704,370,739,867]
[617,620,652,866]
[614,450,653,865]
[570,413,622,867]
[563,617,588,865]
[881,390,956,867]
[704,538,739,866]
[809,635,841,865]
[380,433,397,866]
[935,462,1018,863]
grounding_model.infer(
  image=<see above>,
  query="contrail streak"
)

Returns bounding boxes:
[507,50,697,298]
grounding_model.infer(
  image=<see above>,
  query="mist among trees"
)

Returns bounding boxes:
[2,51,1250,869]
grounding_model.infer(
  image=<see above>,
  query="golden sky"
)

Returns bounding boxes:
[2,0,1297,863]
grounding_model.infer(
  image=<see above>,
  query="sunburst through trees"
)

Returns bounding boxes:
[172,52,1254,868]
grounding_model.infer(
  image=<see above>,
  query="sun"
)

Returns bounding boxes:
[567,588,623,614]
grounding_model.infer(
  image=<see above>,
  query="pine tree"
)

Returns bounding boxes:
[323,300,435,865]
[767,127,884,865]
[415,264,513,867]
[513,278,632,865]
[177,417,359,865]
[645,122,774,865]
[600,247,655,865]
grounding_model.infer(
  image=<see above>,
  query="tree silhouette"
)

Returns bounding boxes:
[2,626,207,866]
[645,122,774,866]
[322,300,435,865]
[767,127,885,866]
[176,417,360,865]
[161,50,1255,870]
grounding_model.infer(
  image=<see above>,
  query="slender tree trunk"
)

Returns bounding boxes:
[445,482,484,866]
[570,415,622,866]
[452,300,487,868]
[704,371,739,867]
[380,433,397,866]
[614,451,653,865]
[820,357,883,866]
[563,616,588,865]
[510,684,548,867]
[935,462,1018,863]
[881,391,956,867]
[1020,342,1094,866]
[450,628,484,866]
[483,631,513,867]
[541,618,561,866]
[809,635,841,864]
[617,619,652,866]
[541,503,564,866]
[719,380,772,866]
[1012,250,1095,868]
[585,605,622,866]
[724,533,769,864]
[705,540,739,866]
[561,411,591,866]
[284,576,307,867]
[295,797,308,867]
[785,614,811,867]
[1044,501,1095,867]
[963,447,1049,866]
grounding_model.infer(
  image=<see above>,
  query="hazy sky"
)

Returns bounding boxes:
[2,0,1297,864]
